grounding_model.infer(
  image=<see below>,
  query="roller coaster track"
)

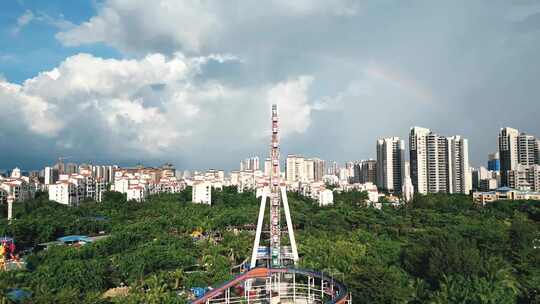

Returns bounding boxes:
[191,267,350,304]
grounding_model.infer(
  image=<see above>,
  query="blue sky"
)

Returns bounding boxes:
[1,0,540,171]
[0,0,119,83]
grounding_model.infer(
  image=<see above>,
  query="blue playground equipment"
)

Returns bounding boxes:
[57,235,92,244]
[6,289,31,303]
[191,287,209,298]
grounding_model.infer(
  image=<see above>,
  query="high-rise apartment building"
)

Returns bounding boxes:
[498,128,540,185]
[65,163,78,174]
[54,160,65,174]
[305,159,315,182]
[92,165,115,184]
[518,133,538,166]
[44,166,59,185]
[409,127,470,194]
[472,166,491,190]
[285,155,325,183]
[264,158,272,177]
[376,137,405,193]
[324,161,339,176]
[345,162,355,181]
[447,136,471,194]
[352,162,361,183]
[537,139,540,165]
[498,127,520,185]
[410,127,430,194]
[426,132,450,193]
[286,155,306,182]
[488,152,500,171]
[240,156,260,171]
[360,160,377,184]
[313,158,325,182]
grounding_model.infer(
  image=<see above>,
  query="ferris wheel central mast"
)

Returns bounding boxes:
[192,104,352,304]
[269,104,282,266]
[250,104,299,268]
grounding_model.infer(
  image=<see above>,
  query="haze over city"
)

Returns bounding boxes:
[1,1,540,170]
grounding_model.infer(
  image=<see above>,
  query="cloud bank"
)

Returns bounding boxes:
[0,52,316,168]
[3,0,540,169]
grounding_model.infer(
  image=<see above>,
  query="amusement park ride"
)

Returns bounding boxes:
[192,105,351,304]
[0,237,23,272]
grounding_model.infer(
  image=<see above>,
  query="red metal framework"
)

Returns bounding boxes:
[191,267,351,304]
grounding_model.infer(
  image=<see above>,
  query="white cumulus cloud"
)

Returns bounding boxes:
[0,52,316,165]
[0,81,62,136]
[267,76,314,136]
[56,0,359,55]
[56,0,219,53]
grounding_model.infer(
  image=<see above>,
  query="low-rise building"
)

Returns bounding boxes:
[111,166,185,201]
[507,164,540,192]
[49,181,78,206]
[192,181,212,205]
[156,176,185,194]
[479,178,498,192]
[0,176,35,203]
[339,182,380,203]
[322,174,339,186]
[126,185,148,202]
[318,189,334,206]
[225,169,265,192]
[48,172,108,205]
[299,181,326,200]
[473,187,540,204]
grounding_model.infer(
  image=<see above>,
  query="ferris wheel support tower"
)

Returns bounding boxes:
[250,104,299,269]
[191,104,352,304]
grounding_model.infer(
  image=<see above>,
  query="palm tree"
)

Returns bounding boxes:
[144,274,173,304]
[170,269,184,290]
[483,259,521,301]
[410,278,430,303]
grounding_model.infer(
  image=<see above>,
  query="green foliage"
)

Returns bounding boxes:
[300,234,366,274]
[349,262,413,303]
[412,193,474,212]
[0,187,538,303]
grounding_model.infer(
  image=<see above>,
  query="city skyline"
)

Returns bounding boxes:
[1,125,537,173]
[2,3,540,302]
[2,1,540,170]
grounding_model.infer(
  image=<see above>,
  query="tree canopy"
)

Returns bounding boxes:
[0,188,539,303]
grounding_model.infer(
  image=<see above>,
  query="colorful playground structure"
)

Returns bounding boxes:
[190,105,351,304]
[0,236,24,271]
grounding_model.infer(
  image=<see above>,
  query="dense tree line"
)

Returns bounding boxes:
[0,188,539,303]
